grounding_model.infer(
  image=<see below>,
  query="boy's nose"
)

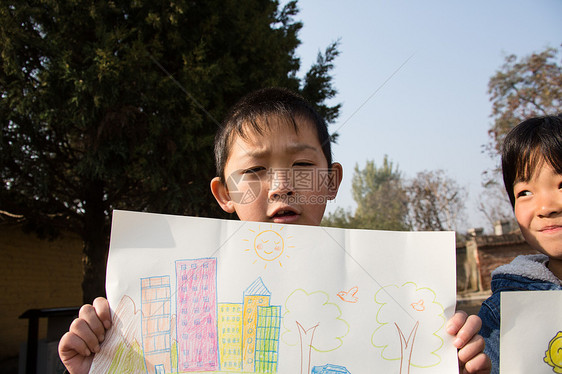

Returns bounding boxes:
[268,169,294,200]
[537,191,562,217]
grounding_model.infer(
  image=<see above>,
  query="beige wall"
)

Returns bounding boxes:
[0,223,83,359]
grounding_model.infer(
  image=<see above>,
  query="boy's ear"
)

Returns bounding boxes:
[210,177,236,213]
[327,162,343,200]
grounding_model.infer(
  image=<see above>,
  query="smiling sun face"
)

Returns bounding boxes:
[244,224,293,269]
[255,230,284,261]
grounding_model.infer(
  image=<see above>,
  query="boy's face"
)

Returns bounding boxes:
[211,117,342,226]
[513,161,562,260]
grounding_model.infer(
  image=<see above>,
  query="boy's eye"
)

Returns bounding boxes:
[294,162,314,167]
[243,166,266,174]
[516,190,532,198]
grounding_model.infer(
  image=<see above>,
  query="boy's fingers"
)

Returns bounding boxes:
[458,334,486,365]
[92,297,112,329]
[446,310,468,335]
[59,330,93,358]
[449,313,482,348]
[461,352,492,374]
[68,317,101,353]
[75,306,105,348]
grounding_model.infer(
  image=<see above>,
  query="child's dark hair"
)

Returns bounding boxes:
[502,114,562,207]
[214,87,333,182]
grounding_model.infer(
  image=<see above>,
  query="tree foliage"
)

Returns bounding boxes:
[488,46,562,155]
[323,156,410,231]
[482,46,561,231]
[301,40,341,126]
[0,0,340,302]
[406,170,467,232]
[476,181,515,231]
[324,161,467,232]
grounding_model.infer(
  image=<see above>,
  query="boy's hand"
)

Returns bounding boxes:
[447,311,492,374]
[58,297,112,374]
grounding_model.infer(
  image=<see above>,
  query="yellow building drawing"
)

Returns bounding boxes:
[218,303,244,371]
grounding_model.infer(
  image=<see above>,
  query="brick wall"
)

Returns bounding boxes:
[0,223,83,360]
[466,232,538,292]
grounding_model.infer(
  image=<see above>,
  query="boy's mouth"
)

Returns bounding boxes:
[269,208,300,223]
[273,210,297,218]
[538,224,562,233]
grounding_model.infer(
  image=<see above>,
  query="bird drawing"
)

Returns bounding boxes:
[337,286,359,303]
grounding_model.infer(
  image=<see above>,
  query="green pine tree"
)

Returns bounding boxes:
[0,0,340,302]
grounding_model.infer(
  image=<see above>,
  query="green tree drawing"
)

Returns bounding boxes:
[282,289,349,374]
[371,283,446,374]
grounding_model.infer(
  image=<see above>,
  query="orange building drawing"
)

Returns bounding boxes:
[242,278,271,372]
[141,276,172,374]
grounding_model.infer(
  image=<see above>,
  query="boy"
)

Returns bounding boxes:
[59,87,491,373]
[478,115,562,373]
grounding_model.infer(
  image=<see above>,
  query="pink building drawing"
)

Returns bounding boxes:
[176,258,219,371]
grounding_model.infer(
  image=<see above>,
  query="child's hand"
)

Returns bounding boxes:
[447,310,492,373]
[58,297,112,374]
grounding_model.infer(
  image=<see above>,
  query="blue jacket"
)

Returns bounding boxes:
[477,254,562,374]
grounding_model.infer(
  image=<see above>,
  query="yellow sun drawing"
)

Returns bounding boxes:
[243,224,294,269]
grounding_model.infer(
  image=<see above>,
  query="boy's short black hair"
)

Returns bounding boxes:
[501,114,562,207]
[214,87,333,182]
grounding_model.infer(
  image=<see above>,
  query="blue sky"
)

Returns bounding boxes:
[294,0,562,232]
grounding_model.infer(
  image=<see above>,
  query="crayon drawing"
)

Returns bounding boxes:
[311,364,351,374]
[244,225,294,269]
[94,261,282,373]
[175,258,219,371]
[371,283,445,374]
[92,210,460,373]
[544,331,562,373]
[141,276,173,374]
[281,289,349,374]
[337,287,359,303]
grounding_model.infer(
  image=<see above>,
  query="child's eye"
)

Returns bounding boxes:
[516,190,532,198]
[294,162,314,167]
[243,166,266,174]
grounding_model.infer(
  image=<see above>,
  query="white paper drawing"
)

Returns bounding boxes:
[500,290,562,374]
[90,210,459,373]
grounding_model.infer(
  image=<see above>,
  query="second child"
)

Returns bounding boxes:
[478,115,562,373]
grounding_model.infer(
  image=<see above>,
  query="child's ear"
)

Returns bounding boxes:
[210,177,236,213]
[327,162,343,199]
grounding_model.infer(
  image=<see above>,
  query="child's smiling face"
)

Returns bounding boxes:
[211,116,342,226]
[513,160,562,263]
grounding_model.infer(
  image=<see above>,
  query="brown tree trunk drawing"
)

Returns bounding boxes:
[395,321,420,374]
[296,321,319,374]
